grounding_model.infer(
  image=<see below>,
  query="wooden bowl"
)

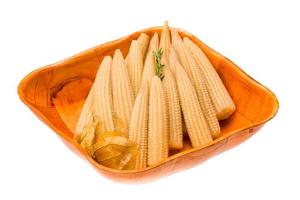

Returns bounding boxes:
[17,26,279,182]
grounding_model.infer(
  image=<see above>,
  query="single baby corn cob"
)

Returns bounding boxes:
[125,33,150,63]
[141,33,159,86]
[171,29,194,79]
[159,23,183,147]
[168,48,213,147]
[127,40,144,97]
[94,56,114,132]
[183,37,236,120]
[128,85,149,169]
[111,49,134,132]
[162,67,183,149]
[75,85,95,135]
[137,33,150,59]
[171,29,220,138]
[167,46,178,74]
[148,76,168,166]
[159,21,171,66]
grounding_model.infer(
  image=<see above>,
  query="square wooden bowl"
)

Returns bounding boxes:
[18,27,279,182]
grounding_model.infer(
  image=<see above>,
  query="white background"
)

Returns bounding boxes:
[0,0,299,199]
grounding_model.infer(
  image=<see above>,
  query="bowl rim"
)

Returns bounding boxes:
[17,26,279,174]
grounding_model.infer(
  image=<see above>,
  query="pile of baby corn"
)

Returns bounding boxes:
[75,22,235,170]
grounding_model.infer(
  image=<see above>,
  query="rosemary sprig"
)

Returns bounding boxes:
[153,48,165,80]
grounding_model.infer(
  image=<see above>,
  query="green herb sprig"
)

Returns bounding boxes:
[153,48,165,80]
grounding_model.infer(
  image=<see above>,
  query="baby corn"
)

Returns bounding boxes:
[168,46,178,74]
[163,67,183,149]
[111,49,134,132]
[159,23,183,148]
[74,23,238,170]
[141,33,159,86]
[148,76,168,166]
[159,21,171,66]
[75,85,95,135]
[128,85,149,169]
[171,29,193,79]
[94,56,114,132]
[169,48,213,147]
[183,37,236,120]
[125,33,150,63]
[171,29,220,138]
[127,40,144,97]
[137,33,150,59]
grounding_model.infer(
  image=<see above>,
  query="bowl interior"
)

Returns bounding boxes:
[18,27,279,170]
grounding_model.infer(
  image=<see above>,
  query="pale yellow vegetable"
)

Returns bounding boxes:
[137,33,150,58]
[167,46,178,74]
[171,29,220,138]
[75,85,95,134]
[183,37,236,120]
[148,76,168,166]
[169,47,213,147]
[128,85,149,169]
[127,40,144,97]
[141,33,159,86]
[159,23,183,147]
[159,21,171,66]
[94,56,114,132]
[125,33,150,63]
[111,49,134,132]
[162,67,183,149]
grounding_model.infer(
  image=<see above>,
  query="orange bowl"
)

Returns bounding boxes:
[17,26,279,182]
